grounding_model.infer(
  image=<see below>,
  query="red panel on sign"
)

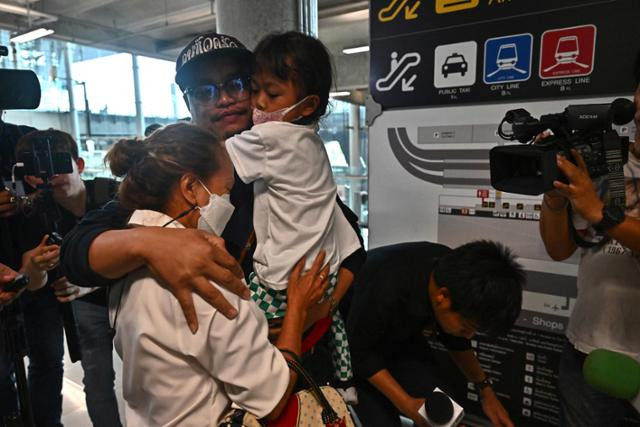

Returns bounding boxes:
[477,189,489,198]
[539,25,596,79]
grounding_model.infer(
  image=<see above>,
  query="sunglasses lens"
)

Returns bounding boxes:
[225,78,248,97]
[191,85,218,102]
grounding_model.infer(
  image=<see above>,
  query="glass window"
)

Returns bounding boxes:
[1,29,70,112]
[319,99,369,246]
[138,56,190,121]
[71,47,135,117]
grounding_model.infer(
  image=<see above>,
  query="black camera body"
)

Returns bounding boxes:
[490,98,635,195]
[19,141,73,178]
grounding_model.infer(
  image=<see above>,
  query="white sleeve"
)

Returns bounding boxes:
[186,288,289,418]
[225,128,266,184]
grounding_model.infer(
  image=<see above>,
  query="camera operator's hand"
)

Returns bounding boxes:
[52,276,97,303]
[0,189,19,218]
[0,263,21,307]
[553,150,604,224]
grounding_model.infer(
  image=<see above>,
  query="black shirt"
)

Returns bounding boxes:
[346,241,471,379]
[18,177,119,305]
[61,176,366,285]
[0,120,35,269]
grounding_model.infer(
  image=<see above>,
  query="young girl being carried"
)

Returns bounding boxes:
[225,31,361,401]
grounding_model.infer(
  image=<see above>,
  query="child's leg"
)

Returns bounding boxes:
[329,312,353,382]
[323,273,354,383]
[248,272,288,320]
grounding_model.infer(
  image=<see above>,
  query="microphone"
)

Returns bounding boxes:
[610,98,636,126]
[425,391,453,424]
[418,388,464,426]
[0,69,41,110]
[583,348,640,412]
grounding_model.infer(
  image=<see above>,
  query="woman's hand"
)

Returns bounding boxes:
[304,299,331,331]
[286,251,330,315]
[23,235,60,273]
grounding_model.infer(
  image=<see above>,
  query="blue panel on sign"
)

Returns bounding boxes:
[483,33,533,84]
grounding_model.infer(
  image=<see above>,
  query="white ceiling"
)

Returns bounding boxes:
[0,0,369,65]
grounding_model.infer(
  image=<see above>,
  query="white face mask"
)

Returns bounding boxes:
[252,96,310,125]
[196,181,235,236]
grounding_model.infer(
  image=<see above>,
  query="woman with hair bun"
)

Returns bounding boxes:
[105,122,329,426]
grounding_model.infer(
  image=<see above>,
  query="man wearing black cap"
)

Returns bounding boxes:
[61,32,257,330]
[60,31,365,337]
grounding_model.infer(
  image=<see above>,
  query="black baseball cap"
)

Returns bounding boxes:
[175,32,253,91]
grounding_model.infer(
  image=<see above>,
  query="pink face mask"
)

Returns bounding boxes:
[252,97,309,125]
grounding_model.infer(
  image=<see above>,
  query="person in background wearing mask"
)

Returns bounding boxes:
[105,122,330,425]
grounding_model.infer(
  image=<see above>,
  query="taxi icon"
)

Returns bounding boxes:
[442,53,468,77]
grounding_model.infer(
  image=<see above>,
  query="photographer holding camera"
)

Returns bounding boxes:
[0,129,120,427]
[539,56,640,426]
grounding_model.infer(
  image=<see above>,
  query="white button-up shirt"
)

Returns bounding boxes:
[109,209,289,426]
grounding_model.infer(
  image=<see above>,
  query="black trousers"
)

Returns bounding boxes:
[353,354,453,427]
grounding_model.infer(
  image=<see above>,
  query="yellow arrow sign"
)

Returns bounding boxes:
[405,1,420,19]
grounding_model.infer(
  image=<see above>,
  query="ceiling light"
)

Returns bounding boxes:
[330,91,351,97]
[11,28,55,44]
[342,45,369,55]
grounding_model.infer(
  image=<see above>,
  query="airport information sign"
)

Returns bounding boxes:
[369,0,639,108]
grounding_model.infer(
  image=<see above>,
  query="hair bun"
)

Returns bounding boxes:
[106,138,147,177]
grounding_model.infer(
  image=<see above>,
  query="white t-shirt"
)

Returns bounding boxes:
[567,151,640,356]
[226,121,361,290]
[109,210,289,427]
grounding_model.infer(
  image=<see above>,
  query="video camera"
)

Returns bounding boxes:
[18,136,73,178]
[0,45,41,110]
[490,98,636,195]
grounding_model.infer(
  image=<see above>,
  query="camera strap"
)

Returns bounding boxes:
[603,130,626,210]
[571,130,626,249]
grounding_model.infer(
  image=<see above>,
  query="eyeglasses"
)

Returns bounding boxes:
[185,76,251,104]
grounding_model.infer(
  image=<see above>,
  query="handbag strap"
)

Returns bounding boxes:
[280,349,341,424]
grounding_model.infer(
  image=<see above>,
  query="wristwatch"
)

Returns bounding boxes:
[474,377,493,394]
[593,205,625,232]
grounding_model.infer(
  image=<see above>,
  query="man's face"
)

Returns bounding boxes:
[429,274,478,339]
[434,307,478,340]
[25,157,85,203]
[184,57,252,139]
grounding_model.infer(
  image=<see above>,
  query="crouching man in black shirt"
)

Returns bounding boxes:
[347,240,524,427]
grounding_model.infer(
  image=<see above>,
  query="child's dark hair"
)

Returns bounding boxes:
[17,129,79,160]
[106,122,223,211]
[254,31,333,124]
[434,240,525,336]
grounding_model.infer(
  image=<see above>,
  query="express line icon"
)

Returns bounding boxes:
[539,25,596,79]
